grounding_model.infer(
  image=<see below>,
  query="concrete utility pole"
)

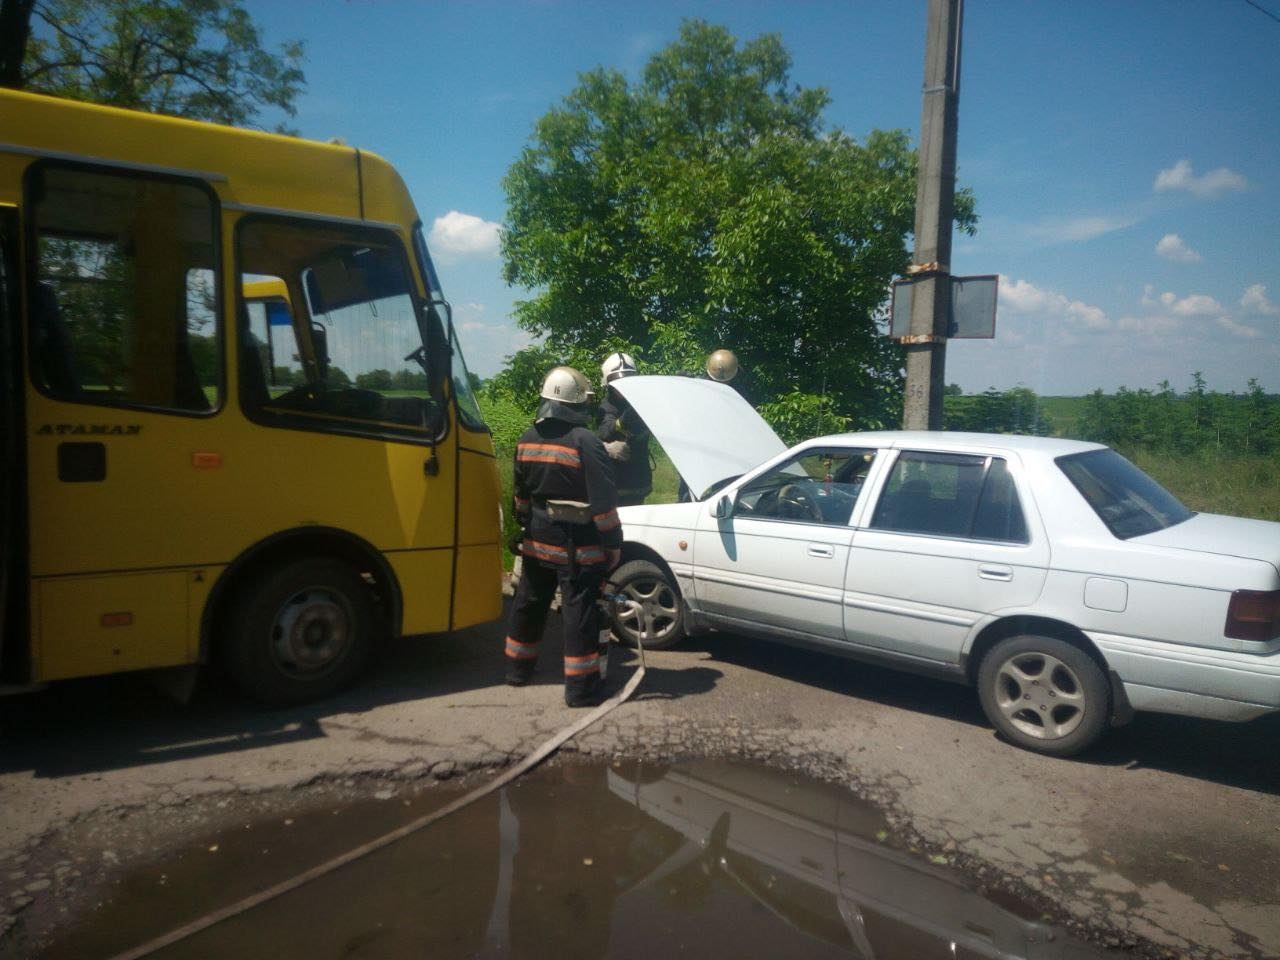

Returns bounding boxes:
[902,0,963,430]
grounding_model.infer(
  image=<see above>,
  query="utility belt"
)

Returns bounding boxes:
[535,498,593,525]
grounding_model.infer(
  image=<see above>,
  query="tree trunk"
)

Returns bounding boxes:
[0,0,35,90]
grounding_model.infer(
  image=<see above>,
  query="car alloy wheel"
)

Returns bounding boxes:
[977,634,1110,757]
[606,559,685,650]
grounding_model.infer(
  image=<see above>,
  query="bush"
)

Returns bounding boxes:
[757,391,848,446]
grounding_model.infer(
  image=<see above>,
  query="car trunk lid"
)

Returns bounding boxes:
[1136,513,1280,576]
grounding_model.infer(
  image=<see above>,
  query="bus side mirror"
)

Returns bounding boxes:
[310,323,330,379]
[713,494,733,520]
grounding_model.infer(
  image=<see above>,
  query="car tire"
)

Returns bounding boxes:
[223,558,380,705]
[976,634,1110,757]
[605,559,685,650]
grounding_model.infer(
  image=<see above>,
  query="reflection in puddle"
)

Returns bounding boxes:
[45,761,1108,959]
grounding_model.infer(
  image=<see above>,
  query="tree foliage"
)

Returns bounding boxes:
[1077,375,1280,457]
[2,0,304,129]
[501,20,975,427]
[944,386,1053,436]
[943,377,1280,459]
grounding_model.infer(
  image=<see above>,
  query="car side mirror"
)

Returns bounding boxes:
[713,494,733,520]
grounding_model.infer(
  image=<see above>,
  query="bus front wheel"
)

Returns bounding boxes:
[224,557,379,705]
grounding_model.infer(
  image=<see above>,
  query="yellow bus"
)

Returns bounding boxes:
[0,89,503,704]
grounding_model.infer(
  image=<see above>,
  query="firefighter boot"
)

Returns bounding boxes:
[564,674,602,708]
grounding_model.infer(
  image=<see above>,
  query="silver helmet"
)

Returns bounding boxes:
[706,349,739,382]
[600,351,638,386]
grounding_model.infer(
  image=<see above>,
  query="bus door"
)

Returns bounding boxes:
[0,206,23,682]
[233,216,458,637]
[23,163,223,681]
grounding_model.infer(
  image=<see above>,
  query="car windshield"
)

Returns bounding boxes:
[1057,449,1194,539]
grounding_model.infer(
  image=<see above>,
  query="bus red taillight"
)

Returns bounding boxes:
[1225,589,1280,642]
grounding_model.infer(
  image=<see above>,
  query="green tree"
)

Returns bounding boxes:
[501,20,975,428]
[391,368,429,391]
[1,0,304,129]
[354,368,393,391]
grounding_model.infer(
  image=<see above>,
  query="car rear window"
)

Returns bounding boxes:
[1056,449,1193,539]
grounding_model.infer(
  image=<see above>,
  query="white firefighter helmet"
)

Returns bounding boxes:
[537,366,594,424]
[706,349,739,382]
[540,366,592,403]
[600,351,638,386]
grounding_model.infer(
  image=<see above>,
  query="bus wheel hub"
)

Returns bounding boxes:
[273,590,349,672]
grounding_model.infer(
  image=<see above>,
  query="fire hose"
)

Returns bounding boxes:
[108,591,649,960]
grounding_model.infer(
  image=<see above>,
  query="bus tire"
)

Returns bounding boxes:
[223,557,380,705]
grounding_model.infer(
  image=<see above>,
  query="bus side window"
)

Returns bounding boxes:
[28,165,221,413]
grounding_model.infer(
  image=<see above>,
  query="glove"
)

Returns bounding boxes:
[507,531,525,555]
[604,440,631,461]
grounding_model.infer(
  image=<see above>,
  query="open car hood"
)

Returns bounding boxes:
[612,376,786,499]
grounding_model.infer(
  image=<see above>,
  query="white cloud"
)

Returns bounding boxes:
[1153,159,1248,199]
[1140,285,1223,317]
[1170,293,1225,317]
[1117,314,1182,335]
[1025,215,1137,244]
[1240,284,1279,316]
[1216,316,1262,339]
[999,277,1112,331]
[427,211,501,260]
[1154,233,1202,263]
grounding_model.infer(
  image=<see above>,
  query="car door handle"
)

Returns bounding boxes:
[978,564,1013,582]
[807,544,835,559]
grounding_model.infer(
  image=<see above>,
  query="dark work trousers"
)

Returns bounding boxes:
[505,555,605,702]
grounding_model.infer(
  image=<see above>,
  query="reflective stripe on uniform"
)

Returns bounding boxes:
[564,652,600,677]
[517,443,581,467]
[524,540,569,563]
[525,541,609,565]
[501,640,537,660]
[593,508,620,531]
[505,636,539,660]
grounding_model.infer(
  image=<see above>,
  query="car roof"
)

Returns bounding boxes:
[801,431,1107,459]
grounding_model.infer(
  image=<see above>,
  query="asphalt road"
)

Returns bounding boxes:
[1,607,1277,959]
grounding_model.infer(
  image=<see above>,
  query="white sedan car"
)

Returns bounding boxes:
[607,376,1280,756]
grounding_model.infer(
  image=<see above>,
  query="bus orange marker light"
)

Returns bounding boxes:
[192,452,222,469]
[101,612,134,628]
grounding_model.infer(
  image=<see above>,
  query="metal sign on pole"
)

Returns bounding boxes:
[891,274,998,339]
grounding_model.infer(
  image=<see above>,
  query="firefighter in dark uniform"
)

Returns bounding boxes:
[596,351,652,507]
[505,366,622,707]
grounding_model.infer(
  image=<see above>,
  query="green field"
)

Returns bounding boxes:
[1032,396,1278,522]
[1131,451,1279,522]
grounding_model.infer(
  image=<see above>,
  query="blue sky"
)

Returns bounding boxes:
[246,0,1280,396]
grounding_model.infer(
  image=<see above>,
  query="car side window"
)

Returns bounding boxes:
[736,449,875,526]
[971,457,1029,542]
[871,452,1029,543]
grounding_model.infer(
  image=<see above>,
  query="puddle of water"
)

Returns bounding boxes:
[40,760,1108,959]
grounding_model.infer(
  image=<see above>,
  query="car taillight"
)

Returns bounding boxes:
[1225,589,1280,642]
